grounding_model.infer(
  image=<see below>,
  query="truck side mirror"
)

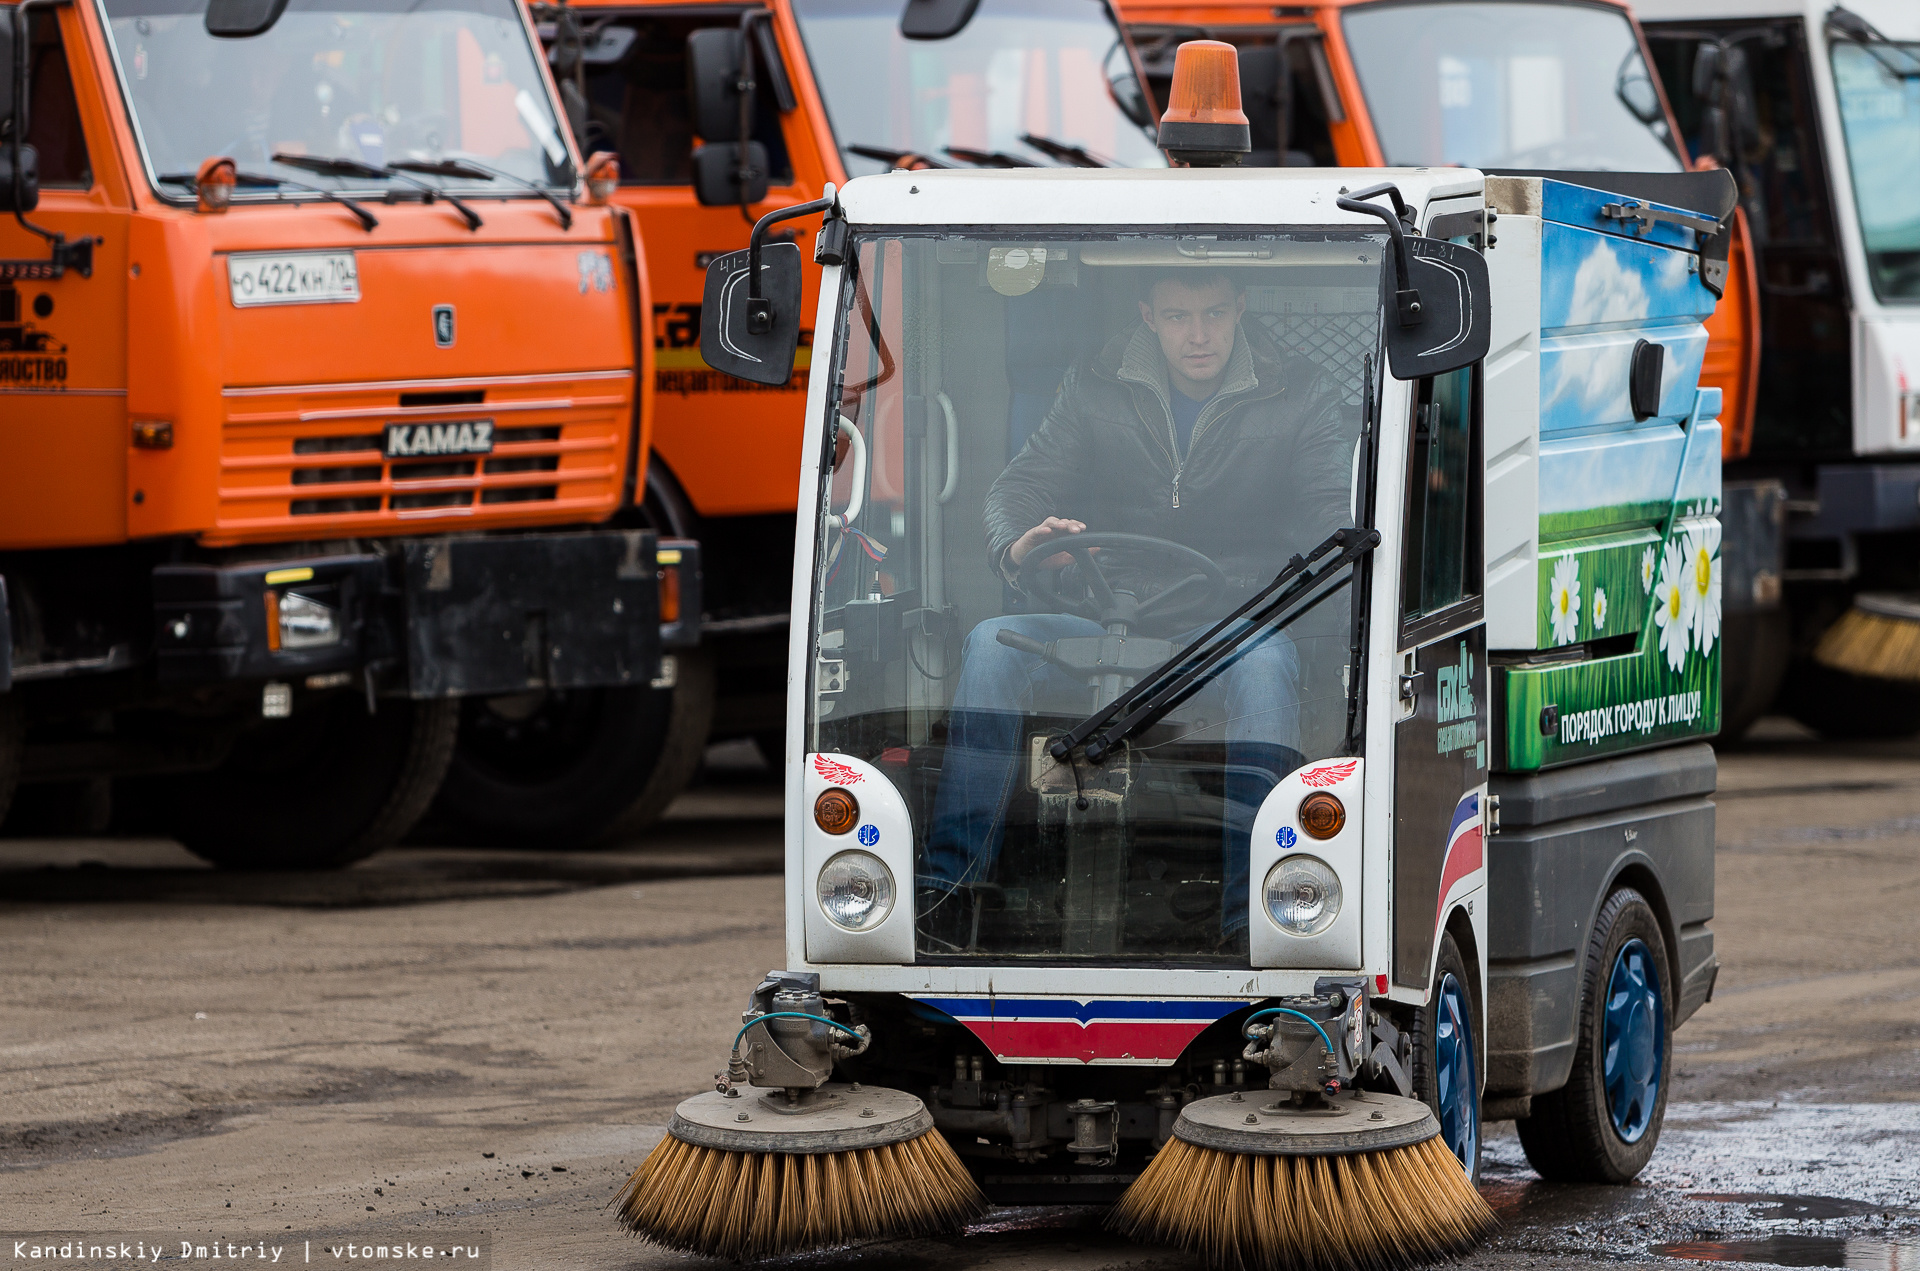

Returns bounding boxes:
[692,140,769,207]
[1690,43,1722,99]
[687,27,745,141]
[1381,237,1490,381]
[205,0,290,38]
[0,144,39,215]
[700,240,803,386]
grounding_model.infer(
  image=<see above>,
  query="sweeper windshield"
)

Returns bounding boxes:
[809,231,1392,965]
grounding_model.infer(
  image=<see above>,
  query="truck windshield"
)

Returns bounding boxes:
[1830,41,1920,301]
[1342,1,1682,172]
[811,230,1378,963]
[789,0,1164,175]
[101,0,571,193]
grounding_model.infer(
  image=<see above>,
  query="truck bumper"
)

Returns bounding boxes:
[154,529,694,697]
[1483,743,1718,1100]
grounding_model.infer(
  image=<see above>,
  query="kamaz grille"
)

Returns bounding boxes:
[214,372,630,544]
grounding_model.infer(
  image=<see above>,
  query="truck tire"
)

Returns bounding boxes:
[168,696,458,871]
[1778,659,1920,740]
[1516,887,1671,1183]
[432,650,715,847]
[0,697,20,829]
[1409,930,1482,1183]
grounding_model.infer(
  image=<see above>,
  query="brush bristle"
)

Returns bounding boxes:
[614,1127,987,1259]
[1110,1135,1495,1271]
[1816,608,1920,683]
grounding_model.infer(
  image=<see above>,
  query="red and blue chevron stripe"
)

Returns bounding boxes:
[1434,791,1484,933]
[911,996,1247,1065]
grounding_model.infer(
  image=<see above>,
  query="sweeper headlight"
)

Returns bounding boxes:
[817,850,896,931]
[1263,856,1341,937]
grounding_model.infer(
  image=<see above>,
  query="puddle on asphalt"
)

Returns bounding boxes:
[1655,1235,1920,1268]
[1691,1194,1887,1221]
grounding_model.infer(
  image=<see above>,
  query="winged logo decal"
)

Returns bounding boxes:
[813,755,862,786]
[1299,760,1359,788]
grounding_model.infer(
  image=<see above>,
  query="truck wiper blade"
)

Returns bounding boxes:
[944,146,1042,168]
[395,157,572,229]
[160,166,380,230]
[273,152,484,230]
[1049,526,1380,765]
[1018,132,1111,168]
[847,144,956,169]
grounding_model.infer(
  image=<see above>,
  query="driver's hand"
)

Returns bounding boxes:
[1009,517,1087,570]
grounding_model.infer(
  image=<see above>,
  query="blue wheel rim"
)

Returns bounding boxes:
[1602,937,1664,1143]
[1433,970,1478,1172]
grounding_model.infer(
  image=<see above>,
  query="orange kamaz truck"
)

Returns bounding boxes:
[0,0,699,863]
[534,0,1161,755]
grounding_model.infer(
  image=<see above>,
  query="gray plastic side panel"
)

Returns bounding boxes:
[1495,742,1716,827]
[1483,745,1716,1098]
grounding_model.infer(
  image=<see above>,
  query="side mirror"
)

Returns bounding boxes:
[1339,184,1490,380]
[205,0,289,37]
[691,141,769,208]
[0,144,39,215]
[700,240,802,386]
[1690,43,1722,99]
[1381,237,1490,380]
[687,27,746,142]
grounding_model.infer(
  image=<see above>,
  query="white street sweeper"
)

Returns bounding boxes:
[619,41,1723,1268]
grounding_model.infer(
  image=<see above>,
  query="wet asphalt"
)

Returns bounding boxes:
[2,725,1918,1270]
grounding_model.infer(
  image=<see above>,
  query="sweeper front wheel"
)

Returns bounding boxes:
[1410,930,1483,1182]
[1517,887,1672,1183]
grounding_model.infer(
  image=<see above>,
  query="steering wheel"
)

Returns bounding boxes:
[1016,532,1227,633]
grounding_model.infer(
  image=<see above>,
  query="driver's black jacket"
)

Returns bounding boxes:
[985,319,1354,606]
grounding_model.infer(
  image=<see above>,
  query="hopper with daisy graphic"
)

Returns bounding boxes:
[1481,176,1724,770]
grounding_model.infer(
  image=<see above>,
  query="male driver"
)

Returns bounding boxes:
[922,267,1353,948]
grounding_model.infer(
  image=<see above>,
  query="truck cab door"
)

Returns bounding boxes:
[0,4,130,547]
[561,8,830,519]
[1389,366,1490,992]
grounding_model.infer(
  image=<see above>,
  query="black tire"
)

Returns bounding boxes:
[0,696,20,829]
[433,650,715,847]
[1778,658,1920,740]
[1409,930,1483,1183]
[1516,888,1672,1183]
[168,695,458,870]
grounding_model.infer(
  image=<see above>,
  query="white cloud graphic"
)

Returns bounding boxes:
[1543,239,1651,420]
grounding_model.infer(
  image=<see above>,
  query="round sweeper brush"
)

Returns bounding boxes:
[615,1082,986,1260]
[1110,1089,1495,1271]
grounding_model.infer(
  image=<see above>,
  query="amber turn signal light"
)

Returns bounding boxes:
[1299,791,1345,840]
[583,151,620,204]
[196,156,237,213]
[1158,41,1251,167]
[815,787,859,835]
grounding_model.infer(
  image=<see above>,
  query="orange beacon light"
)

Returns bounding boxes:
[1157,40,1251,167]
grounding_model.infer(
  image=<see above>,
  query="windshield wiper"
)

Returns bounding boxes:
[1018,132,1111,168]
[847,144,956,170]
[156,168,379,231]
[945,146,1042,168]
[391,158,572,230]
[1052,526,1380,765]
[273,152,483,230]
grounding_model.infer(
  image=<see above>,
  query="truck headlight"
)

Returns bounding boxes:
[278,591,341,649]
[1263,856,1341,936]
[818,850,895,931]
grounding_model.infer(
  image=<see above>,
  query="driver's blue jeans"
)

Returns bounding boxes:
[924,613,1301,936]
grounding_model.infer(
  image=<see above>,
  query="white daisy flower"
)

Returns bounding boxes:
[1548,555,1581,645]
[1653,541,1692,672]
[1640,544,1656,594]
[1593,586,1608,630]
[1687,521,1723,656]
